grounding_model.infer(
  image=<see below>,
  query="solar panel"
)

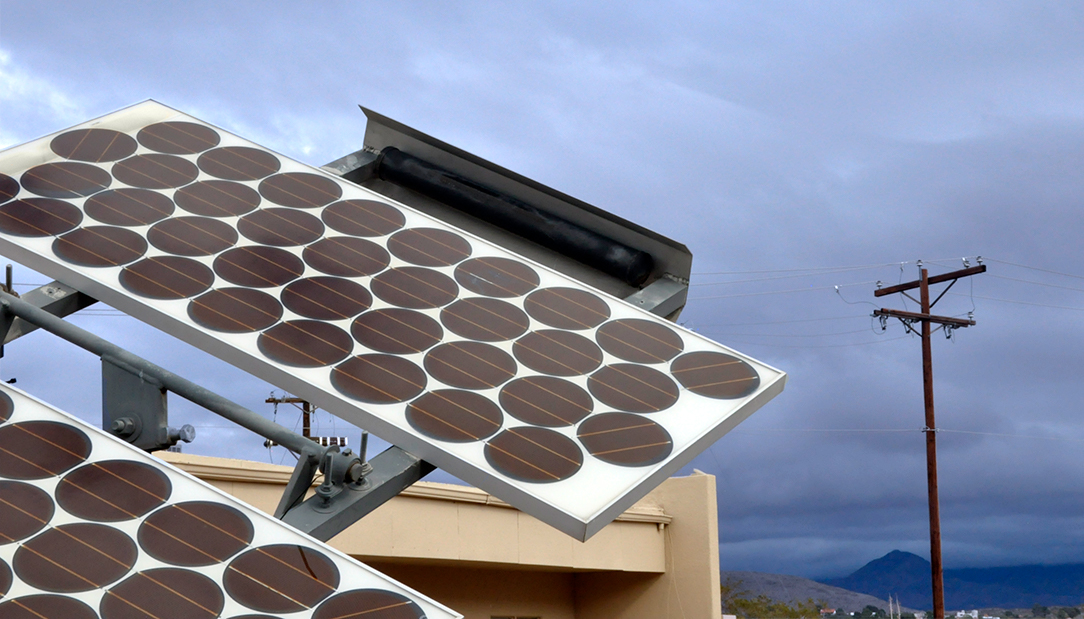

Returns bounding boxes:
[0,101,786,540]
[0,383,460,618]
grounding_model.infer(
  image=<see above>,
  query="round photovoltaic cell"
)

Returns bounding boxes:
[224,545,339,613]
[112,154,199,189]
[303,236,390,278]
[0,174,18,203]
[56,460,171,522]
[101,567,225,619]
[259,172,342,209]
[119,256,215,300]
[351,308,443,354]
[175,180,261,217]
[0,481,54,543]
[137,121,221,155]
[238,208,324,246]
[670,351,760,399]
[577,412,673,467]
[0,421,91,479]
[387,227,472,267]
[85,188,175,226]
[454,256,540,298]
[313,589,425,619]
[406,389,503,443]
[424,341,517,390]
[14,523,136,592]
[0,198,82,237]
[198,146,281,181]
[441,297,529,342]
[53,226,148,267]
[331,354,427,404]
[588,364,680,413]
[214,246,305,288]
[512,330,603,376]
[148,216,238,256]
[258,320,354,368]
[484,427,583,484]
[20,162,111,199]
[189,288,283,333]
[0,594,98,619]
[524,287,611,330]
[322,199,405,237]
[0,391,12,424]
[0,559,9,598]
[281,277,372,321]
[51,128,137,162]
[595,318,685,364]
[138,501,254,567]
[371,267,459,309]
[499,376,593,427]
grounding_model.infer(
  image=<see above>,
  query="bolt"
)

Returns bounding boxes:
[111,417,136,437]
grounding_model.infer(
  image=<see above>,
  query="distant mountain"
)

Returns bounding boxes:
[722,570,913,613]
[822,550,1084,609]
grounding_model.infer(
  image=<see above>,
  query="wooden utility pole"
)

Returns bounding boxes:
[873,262,986,619]
[265,395,314,438]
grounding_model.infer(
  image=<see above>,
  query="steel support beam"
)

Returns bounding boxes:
[2,280,97,345]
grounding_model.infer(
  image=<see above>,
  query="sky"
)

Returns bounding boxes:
[2,1,1084,579]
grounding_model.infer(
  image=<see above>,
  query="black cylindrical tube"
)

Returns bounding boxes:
[377,148,654,287]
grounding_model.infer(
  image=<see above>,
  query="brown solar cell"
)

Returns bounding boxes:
[56,460,171,522]
[223,544,339,613]
[20,162,111,199]
[119,256,215,300]
[282,277,372,321]
[0,559,9,597]
[351,308,443,354]
[322,199,405,237]
[259,172,342,209]
[425,341,517,390]
[388,227,472,267]
[588,364,679,413]
[406,389,503,443]
[0,392,11,424]
[512,330,603,376]
[670,351,760,399]
[0,421,91,479]
[596,318,685,364]
[137,121,221,155]
[51,128,137,162]
[138,501,254,567]
[313,589,425,619]
[0,594,98,619]
[101,567,224,619]
[175,180,261,217]
[0,174,18,203]
[189,288,283,333]
[485,427,583,483]
[331,354,427,404]
[257,320,354,368]
[0,198,83,237]
[0,481,53,543]
[577,412,673,467]
[455,256,540,298]
[53,226,147,267]
[499,376,593,427]
[198,146,281,181]
[524,287,611,330]
[148,216,238,256]
[214,245,305,287]
[112,154,199,189]
[371,266,459,309]
[14,523,136,592]
[85,188,175,226]
[303,236,390,278]
[239,207,325,246]
[441,297,529,341]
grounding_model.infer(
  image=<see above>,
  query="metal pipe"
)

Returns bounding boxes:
[0,291,324,459]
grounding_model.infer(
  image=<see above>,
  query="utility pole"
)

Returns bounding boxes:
[873,261,986,619]
[265,395,314,438]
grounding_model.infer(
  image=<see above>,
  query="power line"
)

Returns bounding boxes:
[690,280,877,301]
[691,314,868,328]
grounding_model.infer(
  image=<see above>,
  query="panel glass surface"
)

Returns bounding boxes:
[0,383,459,619]
[0,101,786,540]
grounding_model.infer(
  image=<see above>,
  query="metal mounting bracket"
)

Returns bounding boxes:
[102,354,193,452]
[624,275,689,320]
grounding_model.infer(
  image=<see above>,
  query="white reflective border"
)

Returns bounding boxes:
[0,100,786,540]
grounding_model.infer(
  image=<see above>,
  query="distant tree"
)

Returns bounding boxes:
[855,605,885,619]
[1034,605,1049,618]
[1005,612,1017,618]
[1063,608,1080,619]
[720,579,822,619]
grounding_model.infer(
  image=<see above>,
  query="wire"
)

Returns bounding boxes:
[692,262,901,276]
[701,327,874,339]
[692,314,868,328]
[690,280,877,301]
[985,258,1084,281]
[691,265,895,287]
[947,292,1084,311]
[987,274,1084,294]
[719,334,912,349]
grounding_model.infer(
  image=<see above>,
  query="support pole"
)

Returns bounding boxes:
[919,269,945,619]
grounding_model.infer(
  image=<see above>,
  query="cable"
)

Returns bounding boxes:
[690,280,877,301]
[692,265,895,287]
[987,274,1084,294]
[985,258,1084,281]
[719,334,912,349]
[700,327,874,339]
[692,314,868,328]
[947,292,1084,311]
[692,262,901,276]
